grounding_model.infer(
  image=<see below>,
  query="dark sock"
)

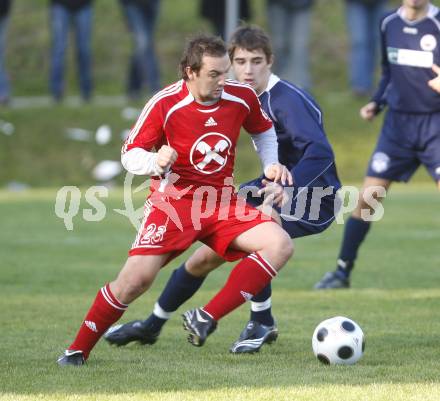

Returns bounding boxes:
[337,216,371,278]
[143,311,167,333]
[250,284,274,326]
[145,263,206,331]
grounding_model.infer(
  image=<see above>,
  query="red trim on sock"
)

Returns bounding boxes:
[249,252,278,278]
[101,283,128,310]
[201,308,214,320]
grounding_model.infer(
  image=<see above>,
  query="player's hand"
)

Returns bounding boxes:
[256,204,282,226]
[259,179,289,207]
[156,145,177,171]
[428,64,440,93]
[360,102,377,121]
[263,163,293,186]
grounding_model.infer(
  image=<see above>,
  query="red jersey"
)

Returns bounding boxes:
[122,79,272,193]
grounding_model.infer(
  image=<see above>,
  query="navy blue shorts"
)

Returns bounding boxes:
[367,110,440,182]
[239,177,340,239]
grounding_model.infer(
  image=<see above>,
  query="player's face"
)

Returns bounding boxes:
[186,54,231,102]
[402,0,430,9]
[232,48,273,95]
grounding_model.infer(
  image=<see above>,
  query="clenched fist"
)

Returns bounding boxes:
[156,145,178,171]
[360,102,377,121]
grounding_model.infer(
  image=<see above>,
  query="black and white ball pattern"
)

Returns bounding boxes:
[312,316,365,365]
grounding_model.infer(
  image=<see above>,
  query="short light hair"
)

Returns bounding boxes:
[179,34,227,80]
[229,25,273,62]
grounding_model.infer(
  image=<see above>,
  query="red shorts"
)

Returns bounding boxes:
[129,190,272,264]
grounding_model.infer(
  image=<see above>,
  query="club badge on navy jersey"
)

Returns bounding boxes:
[371,152,390,174]
[420,34,437,51]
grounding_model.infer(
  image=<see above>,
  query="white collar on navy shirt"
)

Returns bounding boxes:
[262,73,281,95]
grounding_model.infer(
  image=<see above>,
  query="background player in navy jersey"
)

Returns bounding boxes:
[104,25,341,354]
[57,34,294,366]
[315,0,440,290]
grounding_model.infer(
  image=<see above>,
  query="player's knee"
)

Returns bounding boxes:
[352,192,372,219]
[352,201,367,219]
[113,266,156,303]
[264,228,294,266]
[186,258,211,277]
[186,249,221,277]
[278,232,294,262]
[111,280,137,304]
[353,189,384,220]
[121,282,144,302]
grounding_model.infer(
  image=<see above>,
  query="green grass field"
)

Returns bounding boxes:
[2,0,438,399]
[0,183,439,401]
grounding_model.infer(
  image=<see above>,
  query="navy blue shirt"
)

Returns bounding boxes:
[373,4,440,113]
[259,74,340,190]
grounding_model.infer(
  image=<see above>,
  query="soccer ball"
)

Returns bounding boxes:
[312,316,365,365]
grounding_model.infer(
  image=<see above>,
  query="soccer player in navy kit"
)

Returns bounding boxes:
[315,0,440,290]
[105,25,341,354]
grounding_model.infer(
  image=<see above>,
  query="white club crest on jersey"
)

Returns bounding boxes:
[190,133,232,174]
[204,117,217,127]
[371,152,390,173]
[420,34,437,51]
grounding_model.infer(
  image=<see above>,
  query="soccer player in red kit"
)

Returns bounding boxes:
[57,34,293,366]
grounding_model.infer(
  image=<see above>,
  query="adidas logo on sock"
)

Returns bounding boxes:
[85,320,98,332]
[240,291,253,301]
[204,117,217,127]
